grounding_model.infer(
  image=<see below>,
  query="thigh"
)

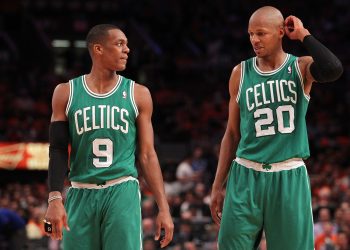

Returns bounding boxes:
[101,180,142,250]
[63,188,101,250]
[218,162,264,250]
[264,166,314,250]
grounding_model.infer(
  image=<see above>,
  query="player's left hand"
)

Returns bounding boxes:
[154,210,174,248]
[284,15,311,41]
[210,187,225,225]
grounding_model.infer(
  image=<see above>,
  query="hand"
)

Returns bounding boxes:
[210,187,225,225]
[154,210,174,248]
[44,199,70,240]
[284,15,311,41]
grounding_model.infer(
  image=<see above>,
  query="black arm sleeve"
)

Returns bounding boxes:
[48,121,69,192]
[303,35,343,83]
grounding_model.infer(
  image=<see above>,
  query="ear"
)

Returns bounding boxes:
[93,44,103,55]
[279,25,285,38]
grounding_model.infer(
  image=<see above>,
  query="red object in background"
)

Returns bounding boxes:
[0,143,49,170]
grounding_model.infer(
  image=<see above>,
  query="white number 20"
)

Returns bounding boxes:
[92,138,113,168]
[254,105,295,137]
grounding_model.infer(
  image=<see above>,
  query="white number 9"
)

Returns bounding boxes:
[92,138,113,168]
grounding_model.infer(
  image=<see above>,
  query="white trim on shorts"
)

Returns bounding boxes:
[235,157,305,172]
[71,176,138,189]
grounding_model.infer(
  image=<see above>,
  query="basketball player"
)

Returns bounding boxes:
[44,24,174,249]
[210,6,343,250]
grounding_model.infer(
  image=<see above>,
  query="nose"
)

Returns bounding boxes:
[123,45,130,54]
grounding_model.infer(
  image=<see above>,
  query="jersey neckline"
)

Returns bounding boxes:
[253,53,290,76]
[82,74,122,98]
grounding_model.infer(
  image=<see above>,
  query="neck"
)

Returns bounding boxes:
[86,65,120,94]
[89,64,118,81]
[256,50,287,71]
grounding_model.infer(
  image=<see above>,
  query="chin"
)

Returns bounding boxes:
[255,52,268,59]
[115,65,126,72]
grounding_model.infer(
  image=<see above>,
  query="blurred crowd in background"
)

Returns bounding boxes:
[0,0,350,249]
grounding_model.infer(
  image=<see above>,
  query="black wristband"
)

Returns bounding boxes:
[48,121,69,192]
[303,35,343,83]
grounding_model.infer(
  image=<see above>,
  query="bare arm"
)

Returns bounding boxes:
[210,64,241,225]
[135,83,174,248]
[51,83,69,122]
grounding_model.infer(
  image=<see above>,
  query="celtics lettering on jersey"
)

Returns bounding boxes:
[74,105,129,135]
[245,78,297,137]
[236,54,310,163]
[66,75,139,183]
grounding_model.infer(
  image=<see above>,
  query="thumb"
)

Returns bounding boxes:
[154,222,161,240]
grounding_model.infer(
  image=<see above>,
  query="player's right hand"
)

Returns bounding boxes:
[284,15,310,42]
[210,188,225,225]
[44,200,70,240]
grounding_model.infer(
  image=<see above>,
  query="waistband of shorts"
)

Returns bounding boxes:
[235,157,305,172]
[71,176,138,189]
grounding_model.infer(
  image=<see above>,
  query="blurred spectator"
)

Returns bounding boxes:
[335,231,349,250]
[143,235,157,250]
[143,217,156,239]
[176,154,197,193]
[0,208,27,250]
[315,222,338,250]
[314,207,338,239]
[26,205,46,240]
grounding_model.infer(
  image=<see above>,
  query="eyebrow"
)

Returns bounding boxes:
[116,38,128,43]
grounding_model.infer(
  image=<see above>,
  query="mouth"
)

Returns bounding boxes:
[254,47,263,52]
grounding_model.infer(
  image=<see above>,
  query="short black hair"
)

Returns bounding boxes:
[86,24,120,51]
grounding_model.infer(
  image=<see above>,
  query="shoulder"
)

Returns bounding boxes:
[134,82,151,96]
[52,82,70,108]
[134,83,152,112]
[297,56,313,73]
[232,63,242,74]
[51,82,70,121]
[52,82,70,101]
[229,63,243,96]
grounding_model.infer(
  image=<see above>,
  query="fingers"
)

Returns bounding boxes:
[160,224,174,248]
[44,218,65,240]
[284,16,295,32]
[63,214,70,231]
[285,15,303,30]
[154,215,174,248]
[210,193,224,226]
[43,219,53,236]
[154,221,161,241]
[52,220,63,240]
[210,205,222,225]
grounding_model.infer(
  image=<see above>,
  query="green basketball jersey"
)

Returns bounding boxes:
[66,75,138,184]
[236,54,310,163]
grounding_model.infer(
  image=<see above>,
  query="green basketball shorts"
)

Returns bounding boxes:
[218,158,314,250]
[63,177,142,250]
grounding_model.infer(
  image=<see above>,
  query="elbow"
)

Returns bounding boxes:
[222,131,240,147]
[138,150,157,166]
[311,60,343,83]
[331,60,344,81]
[232,133,241,145]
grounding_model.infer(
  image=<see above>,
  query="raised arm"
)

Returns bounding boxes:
[210,64,241,225]
[134,83,174,248]
[284,15,343,95]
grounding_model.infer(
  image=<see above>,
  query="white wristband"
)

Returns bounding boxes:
[48,195,63,203]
